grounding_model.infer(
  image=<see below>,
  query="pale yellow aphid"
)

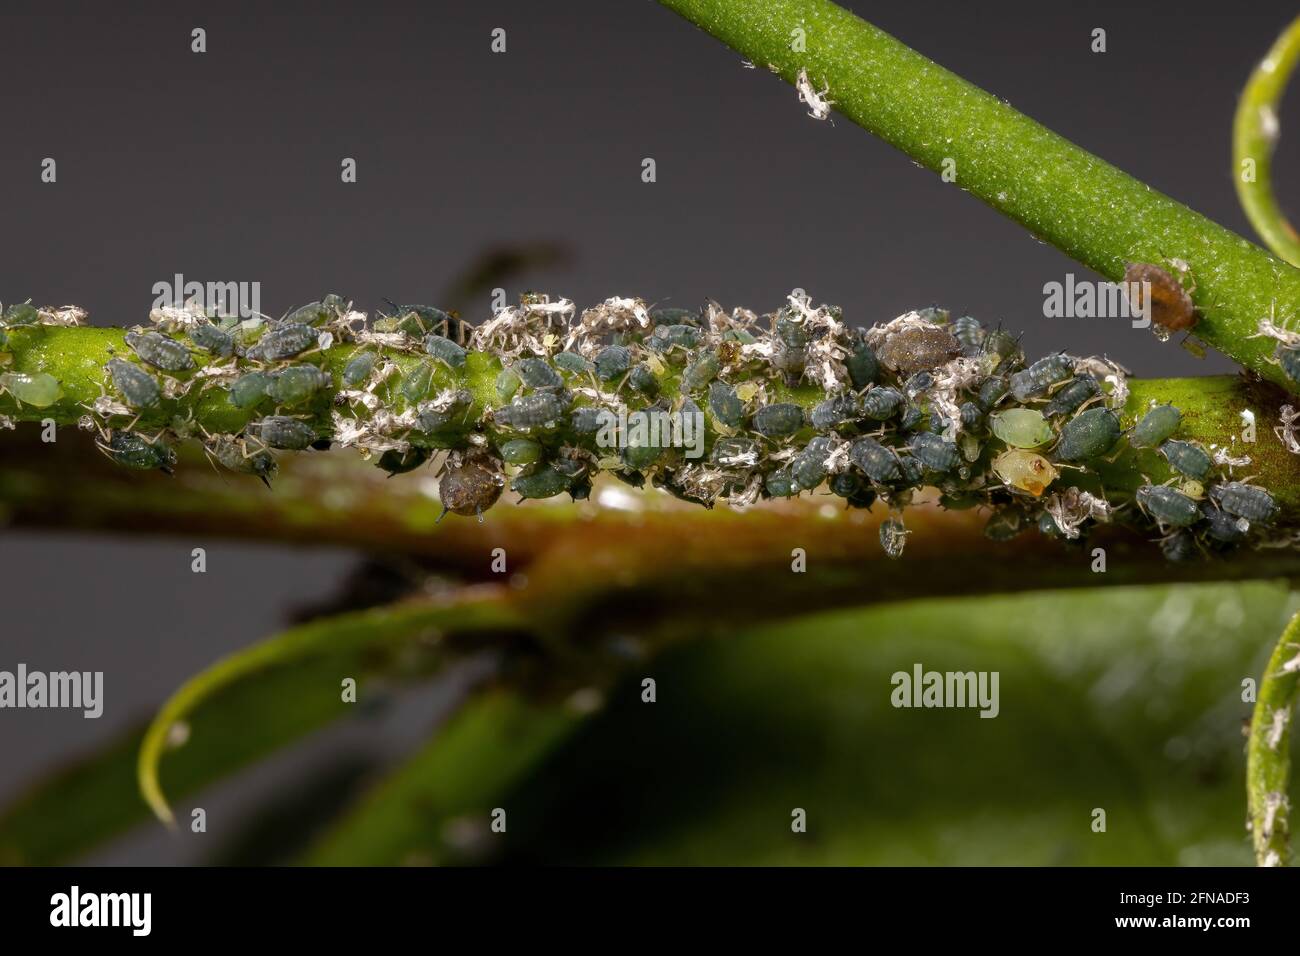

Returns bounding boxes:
[992,449,1058,497]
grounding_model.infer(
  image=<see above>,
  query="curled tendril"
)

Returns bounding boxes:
[1234,16,1300,266]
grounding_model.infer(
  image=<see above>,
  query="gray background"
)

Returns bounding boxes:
[1,0,1297,863]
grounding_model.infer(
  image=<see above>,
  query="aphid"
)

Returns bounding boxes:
[0,371,63,407]
[1211,481,1278,523]
[266,364,331,406]
[1124,262,1196,334]
[900,404,926,432]
[282,301,329,326]
[895,455,924,488]
[188,322,235,357]
[951,315,984,356]
[1055,407,1121,462]
[845,334,880,389]
[106,358,161,409]
[424,334,468,370]
[791,436,834,490]
[204,433,278,486]
[228,371,271,409]
[416,391,474,434]
[648,324,702,358]
[708,381,747,428]
[849,436,902,483]
[402,361,436,403]
[622,428,665,470]
[376,445,431,477]
[1160,529,1198,562]
[553,351,593,375]
[711,436,760,468]
[493,390,569,432]
[125,329,195,372]
[627,364,660,397]
[682,350,720,391]
[2,303,40,327]
[860,386,904,420]
[879,515,908,559]
[980,328,1023,374]
[983,510,1025,541]
[1042,375,1100,418]
[1136,484,1200,528]
[959,402,983,428]
[342,351,378,388]
[989,408,1054,448]
[771,317,808,383]
[512,463,574,500]
[977,375,1009,411]
[1009,353,1073,401]
[877,324,960,374]
[809,393,860,431]
[499,438,544,465]
[1277,344,1300,386]
[252,415,317,450]
[909,432,961,473]
[321,292,348,315]
[570,405,615,435]
[764,464,797,498]
[98,429,176,474]
[512,357,562,390]
[594,345,632,382]
[247,322,317,363]
[496,367,522,402]
[773,314,809,349]
[1200,501,1250,543]
[830,472,877,509]
[1130,404,1182,448]
[751,402,806,438]
[441,459,505,517]
[1159,439,1212,480]
[902,371,934,398]
[651,306,700,328]
[992,449,1058,496]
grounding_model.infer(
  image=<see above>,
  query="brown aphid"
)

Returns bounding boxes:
[1123,262,1196,333]
[438,459,504,521]
[877,324,960,374]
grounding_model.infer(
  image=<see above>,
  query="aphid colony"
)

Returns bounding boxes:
[0,292,1282,556]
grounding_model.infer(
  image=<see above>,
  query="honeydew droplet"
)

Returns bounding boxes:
[990,408,1054,448]
[0,371,62,407]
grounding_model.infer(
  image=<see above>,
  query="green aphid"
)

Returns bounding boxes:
[2,303,40,327]
[376,447,430,476]
[990,408,1054,448]
[499,438,544,465]
[496,367,522,402]
[342,350,378,388]
[321,293,349,315]
[512,463,573,500]
[248,322,317,362]
[751,402,805,439]
[514,357,562,389]
[594,345,632,382]
[254,416,317,450]
[1159,439,1212,480]
[1055,407,1120,462]
[98,430,176,474]
[424,334,467,369]
[682,350,720,391]
[1136,484,1200,528]
[267,364,331,406]
[627,364,660,397]
[708,381,746,428]
[125,329,196,372]
[106,358,160,409]
[0,371,63,407]
[1130,404,1182,449]
[188,322,235,357]
[402,361,436,403]
[204,434,278,487]
[283,301,328,326]
[553,351,593,375]
[229,371,271,409]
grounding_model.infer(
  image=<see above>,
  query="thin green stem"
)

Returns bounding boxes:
[657,0,1300,386]
[1235,16,1300,266]
[1247,607,1300,866]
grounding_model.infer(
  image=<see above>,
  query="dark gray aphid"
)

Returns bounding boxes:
[424,334,467,369]
[845,334,880,389]
[952,315,984,356]
[377,447,430,476]
[342,351,378,388]
[809,393,860,431]
[1130,404,1182,448]
[1276,343,1300,386]
[900,405,927,432]
[266,364,331,406]
[494,391,569,432]
[980,328,1024,374]
[959,402,983,428]
[282,301,328,326]
[383,302,463,341]
[650,306,700,328]
[1211,481,1277,523]
[627,364,660,397]
[125,329,195,372]
[188,322,235,357]
[903,371,934,398]
[1159,439,1212,480]
[253,416,317,450]
[570,405,615,435]
[909,432,961,473]
[1200,501,1249,543]
[977,375,1009,411]
[648,324,702,357]
[830,472,876,509]
[1055,407,1121,462]
[248,322,317,362]
[983,510,1025,541]
[1136,484,1201,527]
[228,371,271,409]
[205,434,277,486]
[708,382,747,428]
[861,386,905,420]
[106,358,161,409]
[512,463,574,500]
[1009,353,1073,401]
[1160,529,1198,562]
[98,430,176,474]
[849,436,902,482]
[894,455,924,488]
[792,436,835,490]
[513,357,562,389]
[764,464,797,498]
[752,402,806,438]
[1042,375,1099,418]
[594,345,632,382]
[2,303,39,327]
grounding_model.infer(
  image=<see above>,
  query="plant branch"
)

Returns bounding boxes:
[1247,607,1300,866]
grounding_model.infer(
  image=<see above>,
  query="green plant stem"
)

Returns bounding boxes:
[657,0,1300,386]
[1235,16,1300,266]
[1247,607,1300,865]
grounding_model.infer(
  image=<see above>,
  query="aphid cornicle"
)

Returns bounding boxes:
[849,436,902,483]
[125,329,195,372]
[106,358,161,409]
[1054,406,1121,462]
[99,429,176,474]
[879,515,908,559]
[809,392,860,431]
[1130,404,1182,448]
[342,351,378,388]
[440,459,504,517]
[594,345,632,382]
[228,371,271,409]
[1124,262,1196,333]
[0,371,63,407]
[253,416,317,450]
[909,432,960,473]
[493,390,569,432]
[1009,353,1073,402]
[1136,484,1201,528]
[1211,481,1278,523]
[247,322,318,363]
[708,382,747,428]
[1159,439,1212,481]
[751,402,806,438]
[267,364,331,406]
[860,386,904,420]
[791,436,835,490]
[1042,375,1100,418]
[188,322,235,358]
